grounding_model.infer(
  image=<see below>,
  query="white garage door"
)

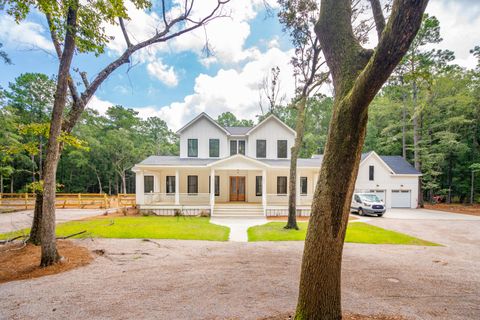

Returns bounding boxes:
[391,190,411,208]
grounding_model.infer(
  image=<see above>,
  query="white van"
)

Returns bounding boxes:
[351,193,386,217]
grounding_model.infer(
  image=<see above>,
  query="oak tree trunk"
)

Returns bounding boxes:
[40,3,78,267]
[294,1,428,318]
[286,97,308,229]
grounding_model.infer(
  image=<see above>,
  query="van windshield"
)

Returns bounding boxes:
[360,194,381,202]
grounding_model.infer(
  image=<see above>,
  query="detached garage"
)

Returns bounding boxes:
[354,151,421,209]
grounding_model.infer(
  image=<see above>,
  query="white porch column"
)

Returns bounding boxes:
[135,170,144,205]
[314,173,319,193]
[210,168,215,214]
[175,169,180,205]
[262,169,267,215]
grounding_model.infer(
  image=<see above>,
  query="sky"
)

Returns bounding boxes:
[0,0,479,131]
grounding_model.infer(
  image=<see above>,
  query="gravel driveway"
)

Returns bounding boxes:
[1,210,479,320]
[0,209,111,234]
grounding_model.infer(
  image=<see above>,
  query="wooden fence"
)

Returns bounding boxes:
[0,193,136,210]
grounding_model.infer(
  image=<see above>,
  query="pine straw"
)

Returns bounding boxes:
[0,240,92,284]
[259,313,406,320]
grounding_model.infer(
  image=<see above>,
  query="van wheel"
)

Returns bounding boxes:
[358,208,364,216]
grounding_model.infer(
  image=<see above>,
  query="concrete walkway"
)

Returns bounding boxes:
[210,217,267,242]
[0,208,112,234]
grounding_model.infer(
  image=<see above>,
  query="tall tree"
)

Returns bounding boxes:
[278,0,327,230]
[294,1,428,318]
[2,0,230,266]
[216,112,254,127]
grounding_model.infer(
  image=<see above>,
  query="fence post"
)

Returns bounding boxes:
[78,193,82,208]
[25,193,28,209]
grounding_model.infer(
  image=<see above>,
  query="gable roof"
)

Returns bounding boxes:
[176,112,230,135]
[245,114,296,136]
[175,112,295,137]
[311,151,421,175]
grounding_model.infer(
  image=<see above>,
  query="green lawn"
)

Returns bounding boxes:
[0,216,230,241]
[248,222,438,245]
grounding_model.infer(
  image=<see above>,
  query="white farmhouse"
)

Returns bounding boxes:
[132,112,421,216]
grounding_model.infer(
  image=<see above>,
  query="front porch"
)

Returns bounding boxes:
[132,155,318,216]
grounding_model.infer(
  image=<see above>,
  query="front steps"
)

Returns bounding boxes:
[212,204,264,217]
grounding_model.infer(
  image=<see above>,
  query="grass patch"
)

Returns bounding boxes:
[0,216,230,241]
[248,222,438,245]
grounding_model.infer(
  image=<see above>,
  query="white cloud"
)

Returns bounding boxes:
[155,47,296,130]
[426,1,480,69]
[147,60,179,87]
[0,15,53,52]
[86,96,114,115]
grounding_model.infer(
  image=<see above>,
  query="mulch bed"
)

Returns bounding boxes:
[267,215,358,222]
[0,240,92,284]
[424,203,480,216]
[260,313,406,320]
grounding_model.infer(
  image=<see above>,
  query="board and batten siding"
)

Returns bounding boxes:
[179,117,228,158]
[246,118,295,159]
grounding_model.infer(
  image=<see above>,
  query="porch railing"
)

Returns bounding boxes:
[143,193,210,205]
[266,194,313,206]
[144,193,176,205]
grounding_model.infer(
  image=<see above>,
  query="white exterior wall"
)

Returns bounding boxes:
[355,155,419,208]
[246,118,295,159]
[179,117,228,158]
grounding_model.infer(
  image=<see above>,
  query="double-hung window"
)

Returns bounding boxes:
[144,176,154,193]
[277,176,287,195]
[255,176,262,196]
[188,139,198,157]
[166,176,175,194]
[300,177,307,195]
[256,140,266,158]
[209,139,219,157]
[277,140,287,158]
[187,175,198,194]
[208,176,220,196]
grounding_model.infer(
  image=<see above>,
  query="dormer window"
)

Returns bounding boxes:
[209,139,219,157]
[188,139,198,157]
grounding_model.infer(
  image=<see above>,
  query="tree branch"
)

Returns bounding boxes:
[119,17,132,48]
[368,0,386,39]
[350,0,429,110]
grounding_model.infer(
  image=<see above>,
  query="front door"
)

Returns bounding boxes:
[230,176,246,201]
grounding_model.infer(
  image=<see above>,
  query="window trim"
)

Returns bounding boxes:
[255,176,262,196]
[144,175,154,193]
[300,177,308,195]
[187,175,198,194]
[277,176,287,195]
[256,139,267,158]
[187,139,198,157]
[369,165,374,181]
[277,140,288,159]
[209,138,220,158]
